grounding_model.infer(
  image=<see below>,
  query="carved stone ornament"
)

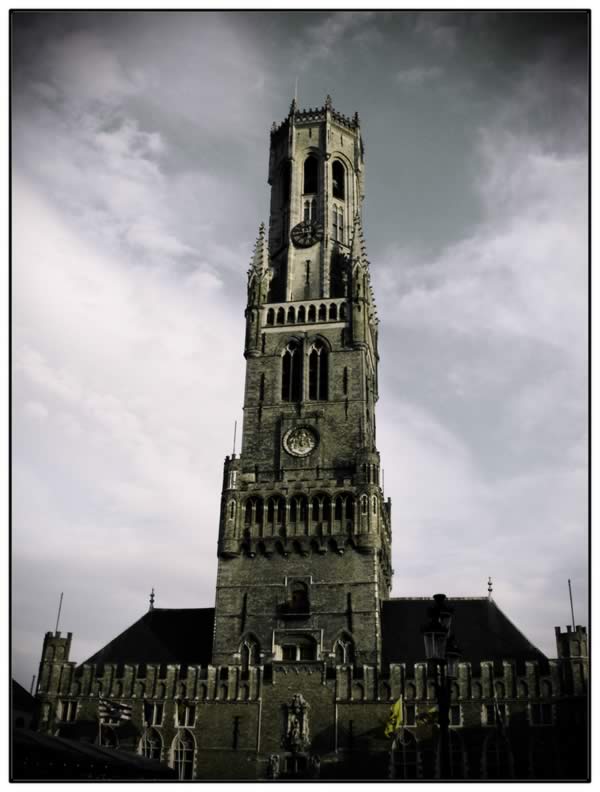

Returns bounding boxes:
[283,426,318,458]
[284,693,311,752]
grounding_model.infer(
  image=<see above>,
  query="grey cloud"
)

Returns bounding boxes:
[11,11,588,685]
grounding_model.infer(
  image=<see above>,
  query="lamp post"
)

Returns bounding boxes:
[421,593,461,779]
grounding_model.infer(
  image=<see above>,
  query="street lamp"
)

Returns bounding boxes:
[421,593,461,779]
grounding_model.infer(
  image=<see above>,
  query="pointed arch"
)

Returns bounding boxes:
[332,159,346,200]
[139,727,162,761]
[276,307,285,325]
[303,154,318,194]
[308,339,328,400]
[332,630,356,665]
[266,308,275,326]
[297,305,306,323]
[329,303,338,320]
[391,730,418,779]
[287,306,296,323]
[171,729,195,780]
[482,732,513,779]
[281,340,303,402]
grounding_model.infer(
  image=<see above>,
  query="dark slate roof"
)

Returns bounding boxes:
[12,679,36,713]
[81,608,214,668]
[381,597,548,675]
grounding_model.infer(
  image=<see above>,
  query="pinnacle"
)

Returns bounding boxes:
[249,222,269,275]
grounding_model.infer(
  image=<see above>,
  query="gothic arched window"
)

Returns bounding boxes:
[140,728,162,761]
[392,731,418,779]
[172,730,195,780]
[304,155,318,194]
[332,160,345,200]
[281,341,303,402]
[308,340,328,400]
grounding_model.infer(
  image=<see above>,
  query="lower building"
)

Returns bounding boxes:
[34,599,588,780]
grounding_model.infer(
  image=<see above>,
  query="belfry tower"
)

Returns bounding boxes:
[213,97,392,670]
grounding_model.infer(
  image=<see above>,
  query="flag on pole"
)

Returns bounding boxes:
[384,695,404,737]
[98,698,133,723]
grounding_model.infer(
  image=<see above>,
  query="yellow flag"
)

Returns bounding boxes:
[384,695,404,737]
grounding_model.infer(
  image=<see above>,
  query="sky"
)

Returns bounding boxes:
[11,10,588,688]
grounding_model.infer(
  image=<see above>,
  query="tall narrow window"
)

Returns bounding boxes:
[281,341,302,402]
[173,730,195,780]
[304,200,310,223]
[338,207,344,243]
[332,160,345,200]
[308,340,328,400]
[332,207,339,242]
[304,155,318,194]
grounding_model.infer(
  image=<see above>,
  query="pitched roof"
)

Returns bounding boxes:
[81,608,214,668]
[381,597,548,675]
[12,679,36,713]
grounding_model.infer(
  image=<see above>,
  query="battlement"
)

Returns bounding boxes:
[271,98,360,138]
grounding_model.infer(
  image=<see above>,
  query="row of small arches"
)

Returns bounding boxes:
[240,493,357,528]
[266,302,347,326]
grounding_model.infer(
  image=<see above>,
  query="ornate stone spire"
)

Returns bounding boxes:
[149,588,155,611]
[247,223,271,307]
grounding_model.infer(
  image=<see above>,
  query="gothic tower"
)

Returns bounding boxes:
[212,97,392,671]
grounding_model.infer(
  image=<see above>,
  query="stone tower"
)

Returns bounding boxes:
[212,97,392,670]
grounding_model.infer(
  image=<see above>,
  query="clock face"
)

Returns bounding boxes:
[283,426,318,457]
[291,221,324,249]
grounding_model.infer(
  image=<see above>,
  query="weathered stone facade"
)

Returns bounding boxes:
[34,99,588,780]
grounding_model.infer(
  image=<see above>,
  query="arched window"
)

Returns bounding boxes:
[290,581,309,614]
[140,728,162,761]
[541,680,552,698]
[308,340,328,400]
[304,155,318,194]
[318,303,327,321]
[297,305,306,323]
[308,305,316,322]
[329,303,337,320]
[392,730,418,779]
[334,634,355,665]
[340,302,347,320]
[483,733,512,779]
[266,308,275,326]
[276,307,285,325]
[448,730,466,779]
[172,730,195,780]
[281,341,303,402]
[240,637,259,677]
[517,681,528,698]
[312,494,331,533]
[332,160,345,200]
[287,306,295,324]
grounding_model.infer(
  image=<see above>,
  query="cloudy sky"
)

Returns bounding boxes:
[12,11,588,687]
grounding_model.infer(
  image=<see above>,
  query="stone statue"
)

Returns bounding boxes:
[268,754,280,779]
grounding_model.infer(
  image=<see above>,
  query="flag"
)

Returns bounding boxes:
[384,695,404,737]
[98,697,133,724]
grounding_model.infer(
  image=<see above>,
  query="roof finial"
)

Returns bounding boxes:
[149,588,155,611]
[289,97,297,116]
[325,94,333,110]
[487,577,493,599]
